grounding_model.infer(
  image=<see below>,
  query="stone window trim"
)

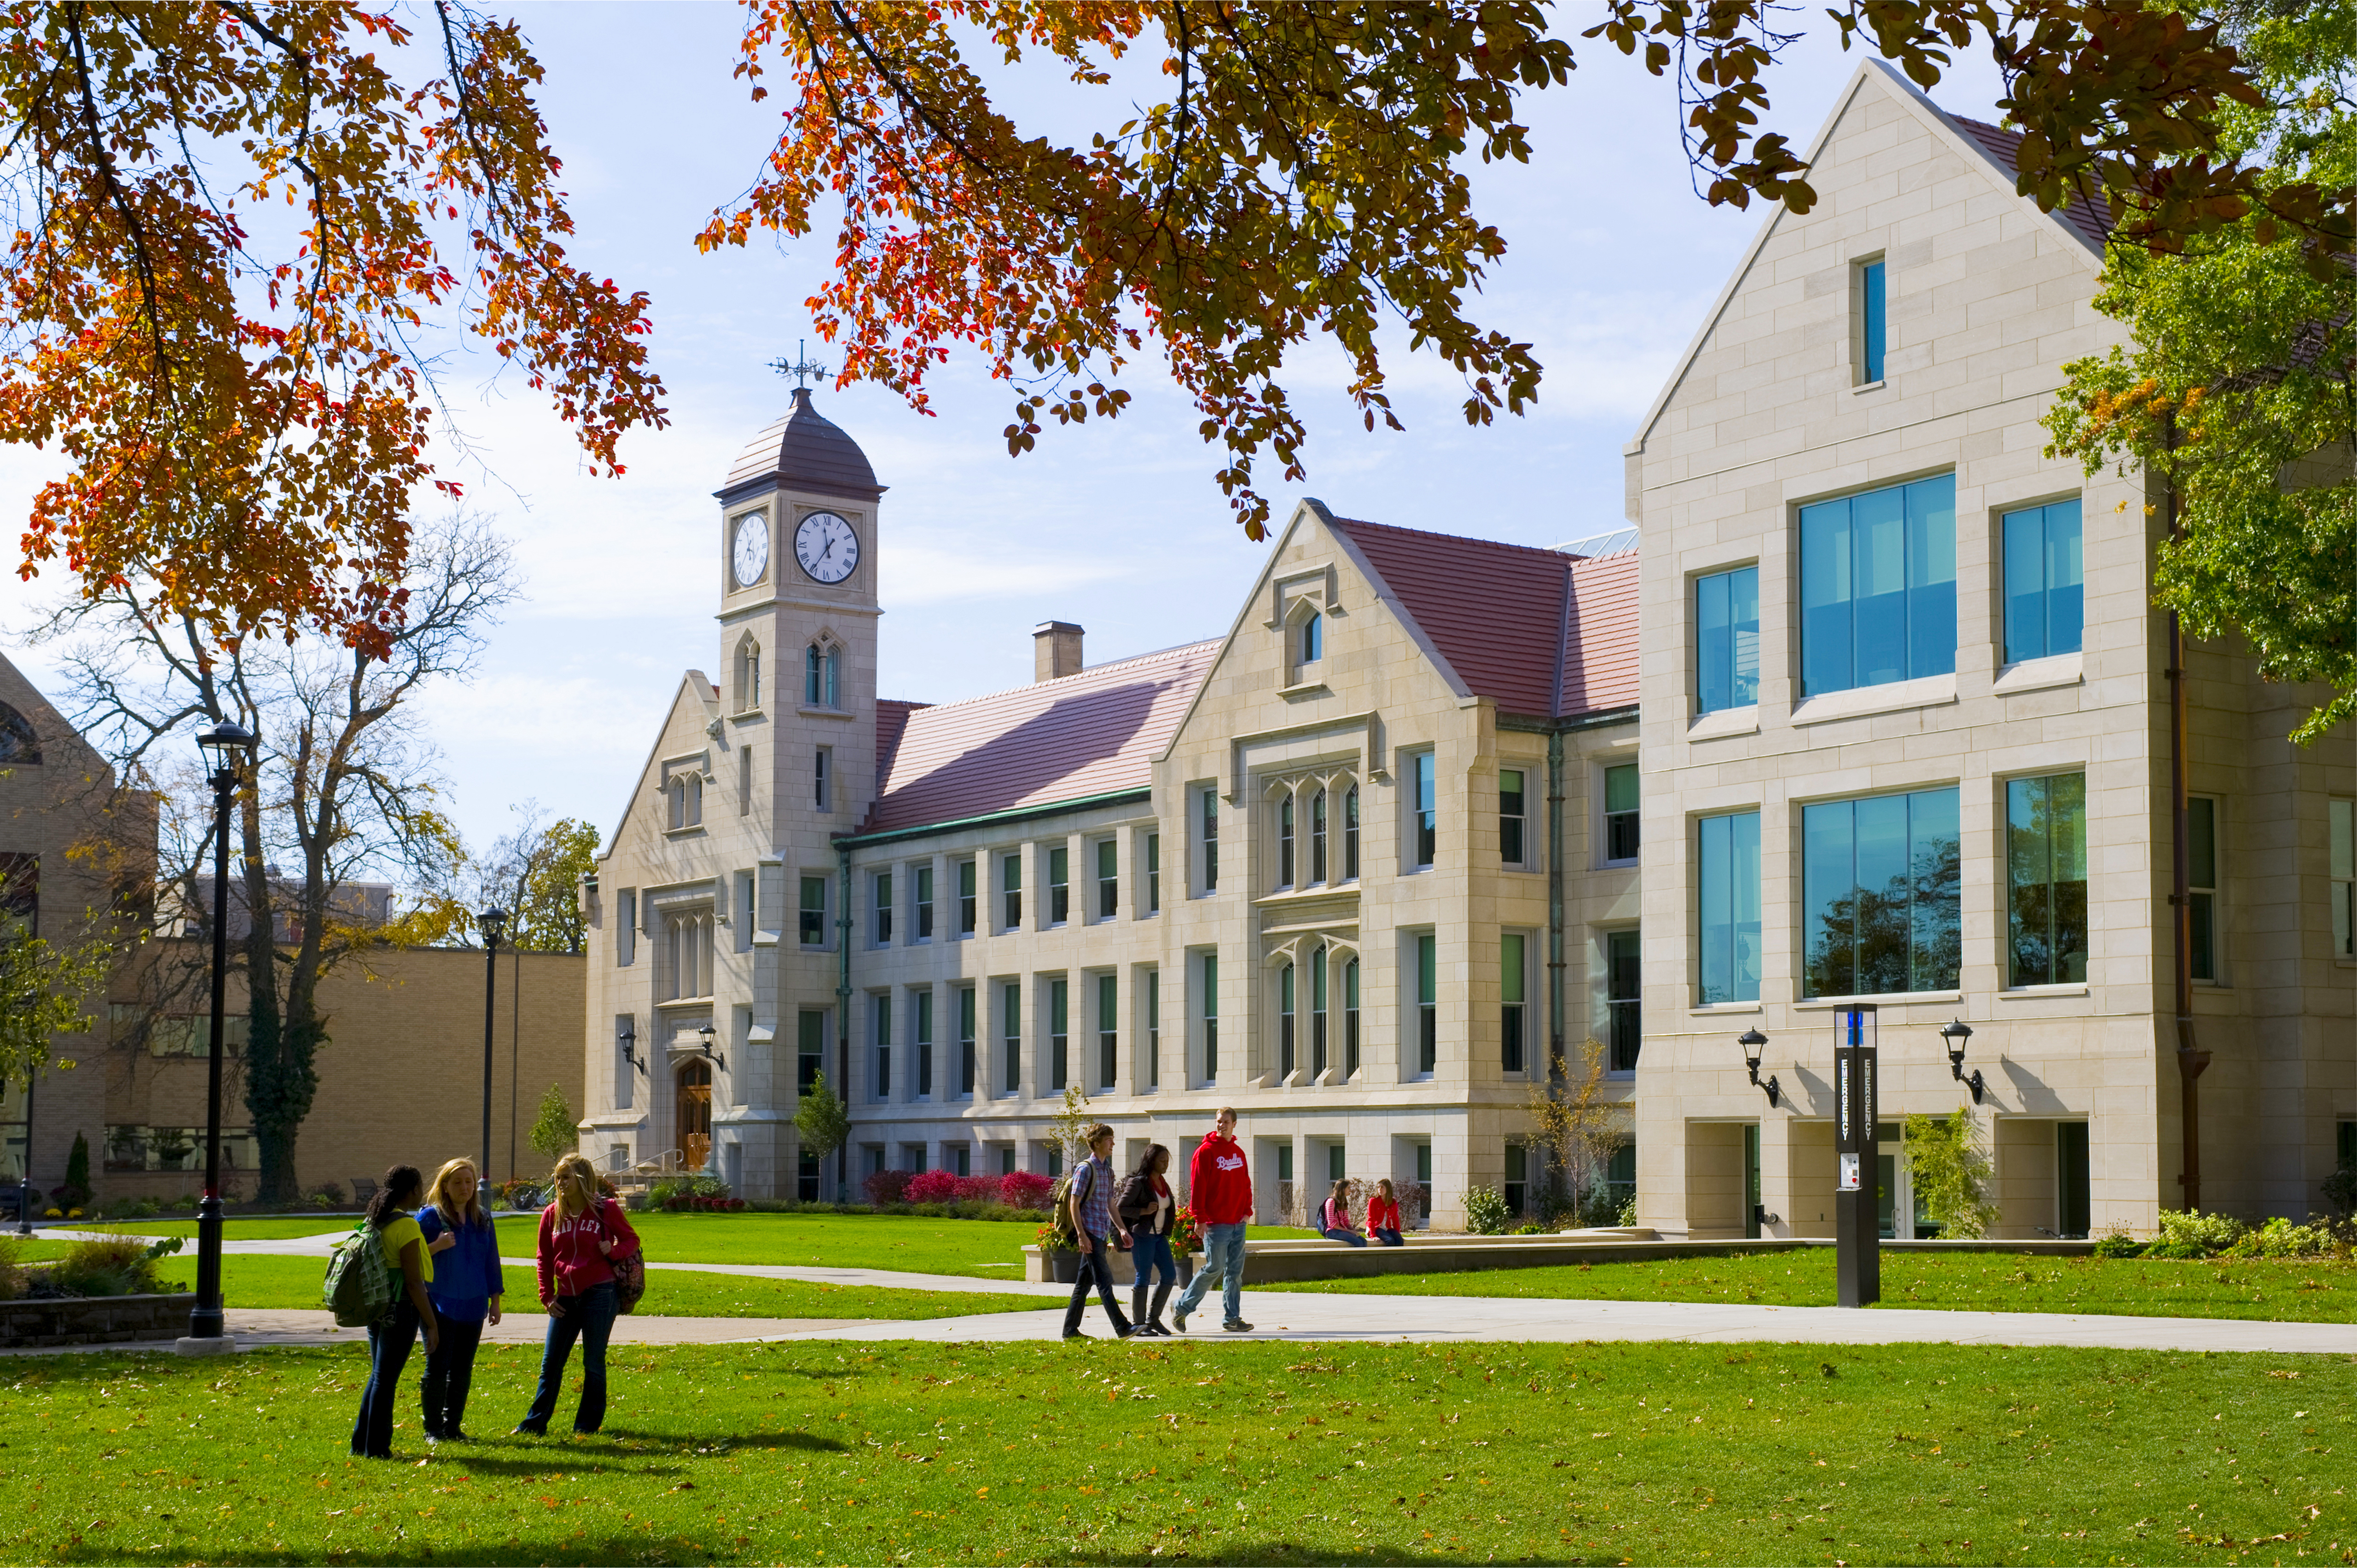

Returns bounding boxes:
[1258,767,1362,892]
[1263,934,1356,1088]
[1263,565,1341,693]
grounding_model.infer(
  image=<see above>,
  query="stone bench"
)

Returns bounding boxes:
[1,1292,199,1350]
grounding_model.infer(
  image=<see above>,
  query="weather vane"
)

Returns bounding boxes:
[768,338,830,389]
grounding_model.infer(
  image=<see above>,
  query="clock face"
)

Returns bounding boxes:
[730,513,769,588]
[795,510,860,584]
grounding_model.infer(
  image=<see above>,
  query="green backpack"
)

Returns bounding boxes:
[323,1221,395,1328]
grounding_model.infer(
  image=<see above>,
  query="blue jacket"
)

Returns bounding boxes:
[415,1205,507,1322]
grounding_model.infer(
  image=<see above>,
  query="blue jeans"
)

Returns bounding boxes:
[1062,1235,1131,1336]
[351,1294,421,1458]
[1176,1221,1246,1325]
[1321,1227,1368,1247]
[520,1281,617,1434]
[1371,1227,1405,1246]
[1130,1231,1175,1322]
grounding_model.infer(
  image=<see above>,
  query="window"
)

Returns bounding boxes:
[1500,770,1527,865]
[2057,1122,2090,1239]
[1695,566,1760,714]
[958,987,977,1098]
[797,1150,820,1203]
[1276,1144,1294,1184]
[1856,257,1886,383]
[1145,832,1161,913]
[1344,958,1360,1076]
[1299,611,1322,665]
[1001,853,1023,929]
[1800,787,1962,997]
[738,747,753,815]
[872,995,892,1101]
[2002,498,2084,663]
[1697,811,1762,1004]
[1278,962,1296,1079]
[665,764,703,830]
[797,1009,825,1095]
[1002,982,1022,1096]
[805,642,842,708]
[1046,845,1069,925]
[799,875,827,947]
[616,891,637,966]
[2007,773,2089,986]
[2189,796,2219,983]
[1504,1145,1527,1216]
[1604,1144,1635,1212]
[1310,790,1328,883]
[952,1144,971,1178]
[1411,753,1437,869]
[1414,933,1437,1075]
[1310,946,1329,1077]
[1048,978,1068,1090]
[1416,1142,1433,1188]
[735,638,762,711]
[1200,952,1219,1083]
[1096,973,1118,1089]
[1800,474,1956,698]
[1096,839,1118,919]
[1501,932,1527,1074]
[957,859,977,936]
[662,910,712,1000]
[872,869,893,945]
[1344,786,1360,879]
[914,989,934,1099]
[1201,789,1220,892]
[1603,764,1640,862]
[814,747,831,812]
[914,864,935,941]
[1277,795,1295,888]
[998,1146,1016,1177]
[1144,967,1161,1090]
[737,872,756,951]
[2332,799,2354,959]
[1606,929,1642,1070]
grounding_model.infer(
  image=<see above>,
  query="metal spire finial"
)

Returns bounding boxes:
[768,338,830,390]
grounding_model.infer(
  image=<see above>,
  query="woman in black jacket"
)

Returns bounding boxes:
[1116,1145,1178,1337]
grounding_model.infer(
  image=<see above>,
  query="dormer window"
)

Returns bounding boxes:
[664,763,704,831]
[1281,592,1328,686]
[804,640,843,708]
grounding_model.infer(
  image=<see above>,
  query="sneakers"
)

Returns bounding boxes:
[1063,1330,1091,1341]
[1170,1303,1190,1334]
[1222,1319,1254,1333]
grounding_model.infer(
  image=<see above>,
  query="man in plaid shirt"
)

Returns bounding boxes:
[1062,1123,1136,1340]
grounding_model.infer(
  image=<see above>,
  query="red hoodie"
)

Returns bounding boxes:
[537,1197,640,1304]
[1188,1133,1253,1226]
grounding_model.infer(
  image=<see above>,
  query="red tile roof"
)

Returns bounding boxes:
[1948,116,2113,252]
[863,641,1219,834]
[875,699,927,785]
[1331,517,1639,720]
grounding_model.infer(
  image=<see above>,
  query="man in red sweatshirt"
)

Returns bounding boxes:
[1171,1106,1253,1333]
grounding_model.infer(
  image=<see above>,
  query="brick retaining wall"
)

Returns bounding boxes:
[0,1292,197,1349]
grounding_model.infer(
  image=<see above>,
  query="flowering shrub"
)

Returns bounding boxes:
[999,1170,1053,1210]
[662,1194,748,1212]
[1033,1219,1074,1254]
[863,1169,913,1208]
[899,1169,960,1204]
[1170,1203,1202,1257]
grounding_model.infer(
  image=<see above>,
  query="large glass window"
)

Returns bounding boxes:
[2007,773,2089,986]
[957,987,976,1097]
[1048,978,1068,1090]
[1411,754,1437,869]
[1501,932,1527,1074]
[2332,799,2354,959]
[1801,787,1962,997]
[1047,846,1069,925]
[914,989,934,1099]
[1695,566,1760,714]
[1001,853,1022,930]
[1096,973,1118,1089]
[1499,770,1527,865]
[2002,498,2084,663]
[1603,764,1640,862]
[1344,957,1360,1076]
[1697,810,1762,1004]
[871,995,891,1101]
[1606,930,1642,1070]
[914,865,934,941]
[2189,796,2219,982]
[1311,946,1329,1076]
[1096,839,1118,920]
[1002,981,1022,1095]
[1799,474,1956,698]
[1414,933,1437,1075]
[871,870,892,945]
[799,876,827,947]
[1278,962,1296,1079]
[797,1009,824,1095]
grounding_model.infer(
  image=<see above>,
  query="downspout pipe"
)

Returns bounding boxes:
[1547,725,1566,1086]
[838,846,853,1200]
[2164,416,2209,1210]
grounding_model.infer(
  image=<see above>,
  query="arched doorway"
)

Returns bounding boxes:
[676,1059,712,1171]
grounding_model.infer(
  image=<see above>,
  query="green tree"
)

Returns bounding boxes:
[2045,0,2356,744]
[387,810,600,954]
[60,1131,91,1209]
[1904,1108,2001,1239]
[0,859,115,1088]
[793,1071,851,1176]
[528,1082,578,1163]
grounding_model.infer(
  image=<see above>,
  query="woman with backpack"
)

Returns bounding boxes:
[1116,1144,1178,1336]
[415,1157,504,1442]
[514,1151,640,1437]
[1317,1178,1367,1246]
[351,1164,440,1459]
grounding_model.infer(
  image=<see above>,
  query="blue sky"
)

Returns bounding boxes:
[1,4,2010,863]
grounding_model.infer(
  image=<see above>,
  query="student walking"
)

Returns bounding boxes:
[1117,1144,1178,1336]
[1365,1178,1406,1246]
[1062,1124,1136,1341]
[351,1165,440,1459]
[416,1158,504,1441]
[1318,1179,1368,1246]
[515,1153,639,1437]
[1170,1106,1253,1334]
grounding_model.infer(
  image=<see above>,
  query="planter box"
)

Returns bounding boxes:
[0,1292,198,1349]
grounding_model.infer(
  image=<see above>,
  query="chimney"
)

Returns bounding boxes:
[1033,621,1085,682]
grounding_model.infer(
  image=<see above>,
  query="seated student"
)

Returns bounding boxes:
[1364,1178,1406,1246]
[1317,1179,1366,1247]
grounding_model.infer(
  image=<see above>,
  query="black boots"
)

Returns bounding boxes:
[1134,1281,1173,1337]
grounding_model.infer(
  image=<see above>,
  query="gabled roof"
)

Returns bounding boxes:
[718,388,885,505]
[1329,517,1638,720]
[863,641,1219,834]
[1948,116,2113,252]
[875,698,927,784]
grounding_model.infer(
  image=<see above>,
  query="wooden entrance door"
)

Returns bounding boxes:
[676,1059,712,1171]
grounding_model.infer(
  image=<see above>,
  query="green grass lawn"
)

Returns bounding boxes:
[53,1217,361,1240]
[1,1338,2345,1565]
[603,1212,1313,1277]
[1266,1249,2357,1322]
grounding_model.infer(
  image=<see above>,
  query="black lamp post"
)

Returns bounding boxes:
[695,1021,726,1072]
[1736,1027,1781,1107]
[188,719,255,1345]
[1940,1018,1984,1105]
[478,907,507,1177]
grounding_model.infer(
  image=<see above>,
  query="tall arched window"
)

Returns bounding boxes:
[805,643,823,706]
[735,637,762,711]
[0,700,38,764]
[1299,612,1322,665]
[805,641,842,708]
[1310,789,1328,884]
[825,644,842,707]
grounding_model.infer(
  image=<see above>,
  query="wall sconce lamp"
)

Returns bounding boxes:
[619,1020,645,1076]
[1941,1018,1984,1104]
[696,1021,728,1073]
[1737,1027,1780,1107]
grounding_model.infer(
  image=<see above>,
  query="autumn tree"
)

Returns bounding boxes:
[1523,1039,1629,1226]
[40,515,519,1201]
[2044,0,2355,743]
[0,2,665,655]
[710,0,2348,537]
[389,805,599,953]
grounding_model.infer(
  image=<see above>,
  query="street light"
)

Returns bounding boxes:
[618,1018,644,1077]
[478,907,507,1178]
[1736,1027,1781,1107]
[695,1021,726,1072]
[185,719,255,1349]
[1940,1018,1985,1105]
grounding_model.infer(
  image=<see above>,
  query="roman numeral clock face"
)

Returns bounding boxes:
[794,511,860,584]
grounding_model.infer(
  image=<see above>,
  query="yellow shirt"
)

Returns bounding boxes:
[377,1215,435,1284]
